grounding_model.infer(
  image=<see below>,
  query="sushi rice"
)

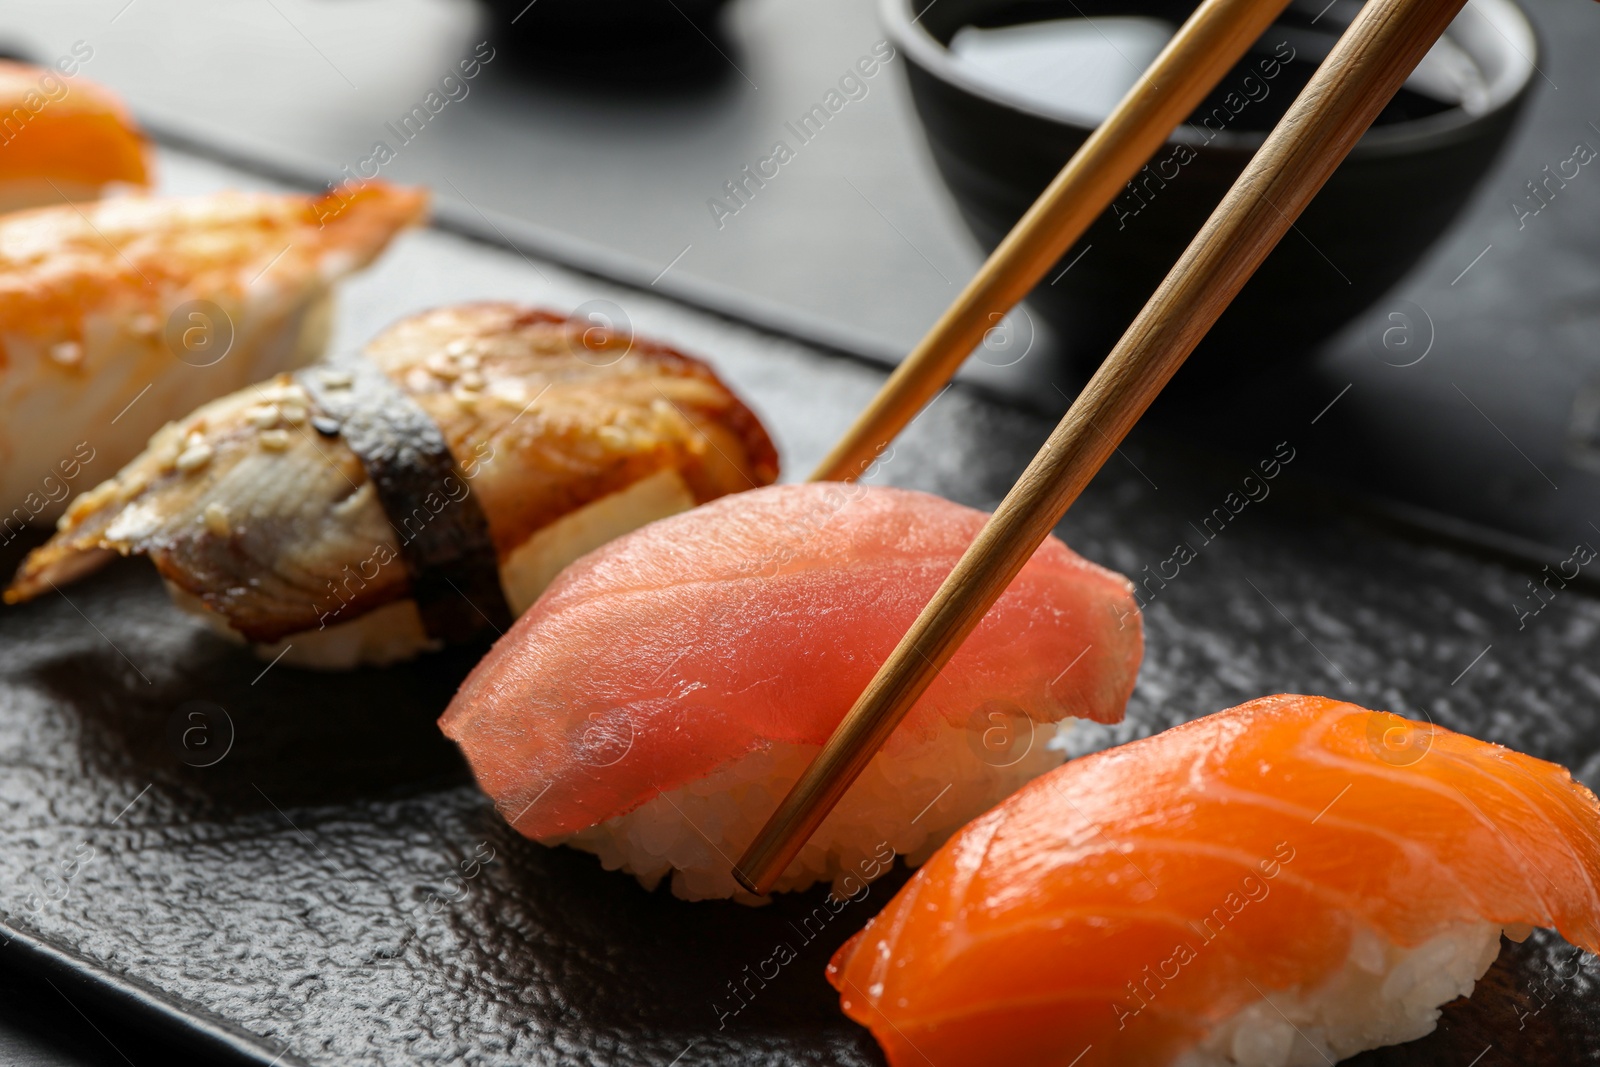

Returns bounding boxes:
[1177,921,1510,1066]
[558,710,1077,901]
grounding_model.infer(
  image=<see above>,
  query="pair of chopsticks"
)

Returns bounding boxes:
[735,0,1471,893]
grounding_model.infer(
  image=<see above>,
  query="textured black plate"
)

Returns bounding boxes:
[3,154,1600,1066]
[5,396,1600,1066]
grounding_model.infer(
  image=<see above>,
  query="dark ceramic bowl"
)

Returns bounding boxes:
[481,0,730,35]
[883,0,1537,379]
[481,0,736,80]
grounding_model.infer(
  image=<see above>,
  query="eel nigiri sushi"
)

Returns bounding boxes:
[0,182,425,528]
[440,483,1143,900]
[0,57,151,212]
[8,303,779,669]
[828,694,1600,1067]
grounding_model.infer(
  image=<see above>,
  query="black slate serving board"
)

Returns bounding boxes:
[3,149,1600,1066]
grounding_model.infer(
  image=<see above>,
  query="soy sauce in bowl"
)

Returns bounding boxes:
[886,0,1537,381]
[947,11,1482,130]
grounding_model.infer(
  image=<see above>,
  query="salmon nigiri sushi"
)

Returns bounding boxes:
[0,181,425,529]
[829,694,1600,1066]
[0,57,151,212]
[440,483,1143,901]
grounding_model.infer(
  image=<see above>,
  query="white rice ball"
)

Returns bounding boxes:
[554,709,1076,902]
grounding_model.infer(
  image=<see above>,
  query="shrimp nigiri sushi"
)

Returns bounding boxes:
[0,57,151,212]
[440,483,1143,900]
[829,694,1600,1067]
[8,303,779,669]
[0,182,425,529]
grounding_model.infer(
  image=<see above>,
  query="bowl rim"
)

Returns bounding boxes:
[879,0,1540,156]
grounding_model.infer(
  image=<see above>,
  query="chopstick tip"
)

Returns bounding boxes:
[730,864,764,895]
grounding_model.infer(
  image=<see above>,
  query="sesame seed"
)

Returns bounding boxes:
[259,429,291,451]
[246,405,280,428]
[459,370,486,391]
[175,444,213,472]
[318,370,353,389]
[279,403,307,425]
[48,341,84,368]
[203,502,231,537]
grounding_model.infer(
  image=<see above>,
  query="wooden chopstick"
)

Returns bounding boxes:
[810,0,1294,483]
[737,0,1471,894]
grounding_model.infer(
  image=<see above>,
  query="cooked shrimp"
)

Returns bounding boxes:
[0,181,427,529]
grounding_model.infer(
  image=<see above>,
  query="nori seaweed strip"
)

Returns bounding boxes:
[298,361,512,643]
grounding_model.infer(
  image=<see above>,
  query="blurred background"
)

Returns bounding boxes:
[0,0,1593,568]
[0,0,979,364]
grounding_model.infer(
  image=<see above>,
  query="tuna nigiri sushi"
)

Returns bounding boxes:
[440,483,1143,900]
[828,694,1600,1067]
[0,56,151,212]
[8,303,779,668]
[0,182,425,529]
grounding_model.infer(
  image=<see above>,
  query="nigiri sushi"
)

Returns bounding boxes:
[828,694,1600,1067]
[0,57,150,212]
[0,182,425,529]
[8,303,779,669]
[440,483,1143,901]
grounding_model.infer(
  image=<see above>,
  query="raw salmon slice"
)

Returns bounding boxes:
[829,694,1600,1066]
